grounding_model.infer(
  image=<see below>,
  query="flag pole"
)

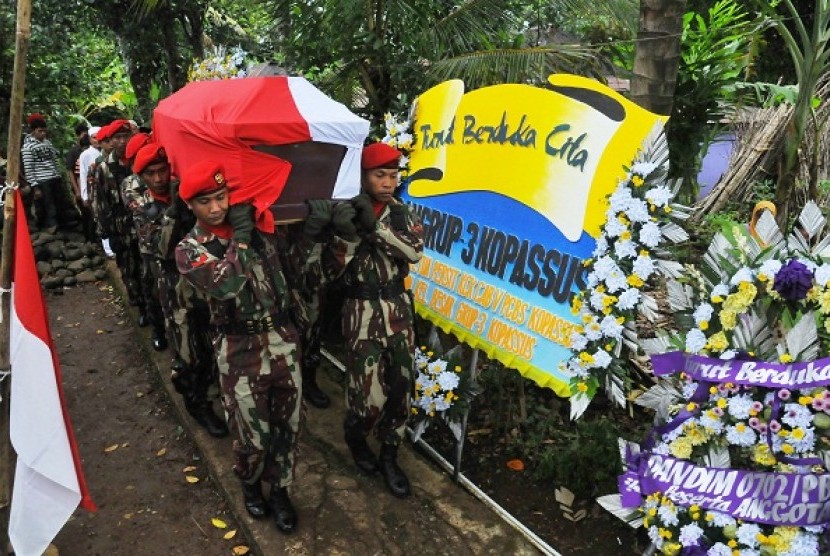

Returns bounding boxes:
[0,0,32,552]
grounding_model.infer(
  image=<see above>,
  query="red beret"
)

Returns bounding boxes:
[109,119,132,137]
[126,133,152,162]
[96,122,115,141]
[133,143,168,175]
[361,142,401,170]
[27,113,47,129]
[179,160,228,201]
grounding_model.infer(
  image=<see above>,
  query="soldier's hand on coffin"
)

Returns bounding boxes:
[351,193,376,232]
[388,202,408,232]
[331,201,358,240]
[228,203,255,245]
[304,199,332,238]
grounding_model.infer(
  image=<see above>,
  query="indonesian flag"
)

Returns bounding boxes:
[9,190,95,555]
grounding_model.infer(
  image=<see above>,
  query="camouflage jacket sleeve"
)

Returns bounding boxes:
[128,189,167,257]
[92,162,111,238]
[175,232,253,301]
[317,233,360,286]
[365,203,423,264]
[122,175,145,211]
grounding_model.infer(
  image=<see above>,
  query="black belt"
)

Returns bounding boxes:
[216,313,286,335]
[345,280,405,300]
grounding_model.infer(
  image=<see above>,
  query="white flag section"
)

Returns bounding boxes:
[8,190,94,555]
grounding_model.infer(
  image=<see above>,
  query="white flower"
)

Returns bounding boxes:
[710,284,730,300]
[681,381,699,399]
[436,371,459,391]
[758,259,783,280]
[781,403,813,428]
[614,240,638,259]
[645,185,673,207]
[639,221,662,248]
[726,394,753,419]
[591,350,612,369]
[609,185,634,213]
[725,424,757,447]
[605,268,628,293]
[685,329,706,353]
[679,522,704,546]
[657,503,679,526]
[632,254,655,280]
[735,523,761,548]
[434,397,451,411]
[815,264,830,287]
[730,267,755,286]
[599,315,623,339]
[800,258,818,272]
[625,199,651,223]
[631,161,658,178]
[593,236,609,258]
[593,256,618,281]
[586,272,599,288]
[589,290,606,311]
[647,526,664,549]
[604,217,627,239]
[570,332,588,351]
[693,303,714,325]
[720,349,737,360]
[781,531,820,556]
[427,359,448,375]
[707,543,732,556]
[708,511,736,528]
[617,288,641,311]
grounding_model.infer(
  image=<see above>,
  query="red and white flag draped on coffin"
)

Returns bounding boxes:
[153,76,370,231]
[8,190,95,555]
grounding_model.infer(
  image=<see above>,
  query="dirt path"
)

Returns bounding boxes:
[49,282,250,556]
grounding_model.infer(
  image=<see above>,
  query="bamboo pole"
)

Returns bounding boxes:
[0,0,32,552]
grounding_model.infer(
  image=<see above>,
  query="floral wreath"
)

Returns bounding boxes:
[188,46,250,82]
[564,125,691,420]
[599,203,830,555]
[380,109,415,176]
[409,330,478,443]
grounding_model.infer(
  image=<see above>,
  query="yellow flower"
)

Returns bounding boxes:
[577,382,588,393]
[669,437,692,459]
[631,175,645,187]
[660,542,680,556]
[818,290,830,313]
[627,275,645,288]
[791,427,805,440]
[720,310,737,330]
[782,444,795,455]
[571,296,583,315]
[579,352,594,365]
[779,353,793,363]
[699,320,709,331]
[753,444,776,466]
[717,398,728,409]
[620,230,632,242]
[706,331,729,352]
[799,395,813,405]
[664,206,672,214]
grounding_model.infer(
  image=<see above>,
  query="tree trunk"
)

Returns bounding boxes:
[629,0,687,116]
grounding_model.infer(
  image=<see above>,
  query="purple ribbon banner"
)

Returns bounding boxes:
[651,351,830,389]
[621,453,830,526]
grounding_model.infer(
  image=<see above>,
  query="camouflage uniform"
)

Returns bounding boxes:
[176,226,354,486]
[123,174,165,337]
[125,180,220,413]
[342,201,423,446]
[93,150,145,309]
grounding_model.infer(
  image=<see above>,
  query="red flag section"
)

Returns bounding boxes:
[9,189,95,555]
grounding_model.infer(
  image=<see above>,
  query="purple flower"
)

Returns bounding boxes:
[773,259,814,301]
[748,417,760,429]
[681,543,709,556]
[778,389,791,400]
[769,420,781,433]
[751,401,764,412]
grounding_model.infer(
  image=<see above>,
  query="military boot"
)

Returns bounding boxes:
[241,480,268,519]
[188,402,229,438]
[302,366,330,409]
[269,485,297,534]
[151,326,167,351]
[379,443,411,498]
[344,427,378,474]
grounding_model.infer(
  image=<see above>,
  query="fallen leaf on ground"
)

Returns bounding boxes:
[211,517,228,529]
[96,330,105,335]
[223,530,237,540]
[506,459,525,471]
[185,475,200,484]
[123,513,133,519]
[104,444,119,453]
[156,448,167,457]
[232,546,250,555]
[182,465,197,472]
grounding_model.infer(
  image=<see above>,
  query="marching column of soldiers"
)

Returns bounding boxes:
[61,115,425,535]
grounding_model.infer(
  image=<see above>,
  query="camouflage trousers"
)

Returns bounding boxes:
[140,256,165,335]
[344,329,414,446]
[301,291,322,372]
[215,324,303,487]
[157,262,220,408]
[112,233,144,308]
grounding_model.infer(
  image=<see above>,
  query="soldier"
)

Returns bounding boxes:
[341,142,423,498]
[92,119,149,328]
[175,161,358,533]
[123,132,166,350]
[127,144,228,437]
